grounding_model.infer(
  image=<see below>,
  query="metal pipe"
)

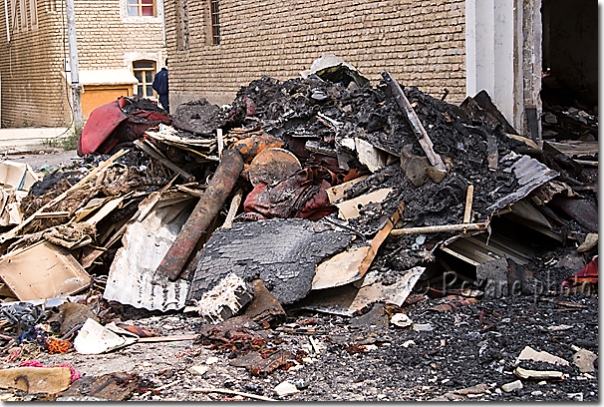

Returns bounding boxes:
[4,0,10,42]
[65,0,83,128]
[157,149,244,281]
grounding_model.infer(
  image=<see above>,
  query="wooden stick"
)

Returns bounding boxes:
[381,71,447,174]
[140,379,182,398]
[137,334,197,343]
[309,336,320,355]
[390,222,488,236]
[0,149,128,243]
[217,128,224,158]
[359,202,404,277]
[177,185,205,198]
[463,185,474,224]
[189,387,276,402]
[33,212,70,219]
[221,188,243,229]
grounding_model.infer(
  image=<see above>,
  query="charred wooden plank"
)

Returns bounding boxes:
[187,218,353,305]
[381,71,447,178]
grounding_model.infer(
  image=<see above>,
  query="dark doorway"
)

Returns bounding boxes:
[540,0,598,141]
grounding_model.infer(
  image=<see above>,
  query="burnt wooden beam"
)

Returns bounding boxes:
[381,71,447,178]
[157,149,244,281]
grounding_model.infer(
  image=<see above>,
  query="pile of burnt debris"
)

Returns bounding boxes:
[0,56,596,397]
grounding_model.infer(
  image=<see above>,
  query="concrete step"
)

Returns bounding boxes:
[0,128,70,154]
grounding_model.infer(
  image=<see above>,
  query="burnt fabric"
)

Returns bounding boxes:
[563,256,598,288]
[78,96,171,156]
[243,167,336,221]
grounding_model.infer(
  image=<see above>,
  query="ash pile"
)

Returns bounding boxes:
[0,55,596,371]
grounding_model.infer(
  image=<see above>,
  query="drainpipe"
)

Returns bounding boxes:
[65,0,83,128]
[4,0,9,42]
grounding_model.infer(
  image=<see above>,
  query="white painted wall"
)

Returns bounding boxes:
[466,0,520,131]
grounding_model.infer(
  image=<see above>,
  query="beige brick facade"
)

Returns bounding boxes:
[165,0,466,108]
[0,0,166,128]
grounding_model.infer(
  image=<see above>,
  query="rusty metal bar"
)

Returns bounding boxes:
[157,149,244,281]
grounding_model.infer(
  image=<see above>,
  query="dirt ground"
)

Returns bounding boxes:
[0,285,597,402]
[3,149,80,172]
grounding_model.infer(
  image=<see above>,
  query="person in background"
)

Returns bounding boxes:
[153,59,170,113]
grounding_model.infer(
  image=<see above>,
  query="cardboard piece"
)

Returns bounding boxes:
[0,241,91,301]
[325,175,369,203]
[354,138,390,173]
[0,366,72,394]
[335,188,392,220]
[302,266,425,313]
[313,202,403,289]
[74,318,137,354]
[572,347,597,373]
[349,266,425,310]
[515,346,569,367]
[0,161,39,191]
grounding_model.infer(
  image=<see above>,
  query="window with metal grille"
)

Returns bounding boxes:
[127,0,155,17]
[210,0,220,45]
[133,61,156,98]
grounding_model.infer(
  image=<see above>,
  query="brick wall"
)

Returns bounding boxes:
[0,0,166,128]
[0,0,69,127]
[165,0,466,109]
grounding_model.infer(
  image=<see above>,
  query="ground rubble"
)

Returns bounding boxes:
[0,56,597,401]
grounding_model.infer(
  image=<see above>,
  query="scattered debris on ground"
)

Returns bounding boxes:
[0,55,597,401]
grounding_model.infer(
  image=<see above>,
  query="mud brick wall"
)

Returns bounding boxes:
[165,0,466,109]
[0,0,166,128]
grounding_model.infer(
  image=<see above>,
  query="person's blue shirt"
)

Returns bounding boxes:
[152,67,169,113]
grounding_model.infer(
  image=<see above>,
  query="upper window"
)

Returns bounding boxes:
[210,0,220,45]
[133,60,156,99]
[127,0,155,17]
